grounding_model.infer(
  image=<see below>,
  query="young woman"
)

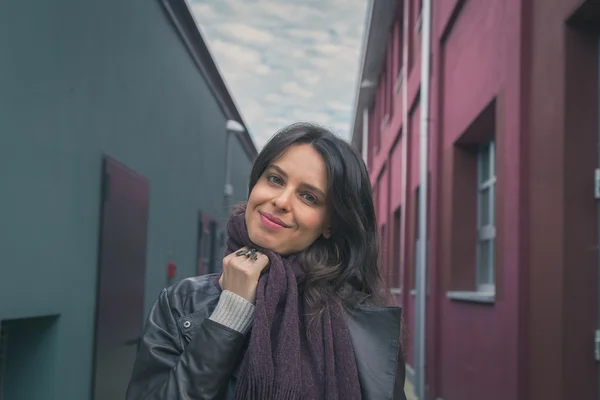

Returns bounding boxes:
[126,123,407,400]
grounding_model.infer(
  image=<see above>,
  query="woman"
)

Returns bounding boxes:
[126,123,407,400]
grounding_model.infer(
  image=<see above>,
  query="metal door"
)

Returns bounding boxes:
[91,157,149,400]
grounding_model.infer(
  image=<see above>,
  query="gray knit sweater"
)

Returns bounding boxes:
[209,290,255,334]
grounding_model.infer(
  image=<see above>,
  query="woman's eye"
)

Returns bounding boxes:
[268,175,283,185]
[302,193,317,204]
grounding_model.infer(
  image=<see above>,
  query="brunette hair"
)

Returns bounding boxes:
[247,122,385,312]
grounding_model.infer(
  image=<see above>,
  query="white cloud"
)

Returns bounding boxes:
[260,2,326,23]
[330,121,350,135]
[290,48,307,59]
[281,82,313,99]
[291,110,332,124]
[328,101,352,112]
[265,116,292,127]
[254,64,271,76]
[293,69,321,85]
[209,39,262,65]
[286,28,332,43]
[217,23,274,45]
[191,0,368,148]
[191,3,217,20]
[265,93,285,103]
[313,43,341,56]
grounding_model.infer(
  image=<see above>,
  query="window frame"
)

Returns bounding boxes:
[476,141,496,293]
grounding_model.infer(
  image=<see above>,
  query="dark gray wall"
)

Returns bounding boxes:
[0,0,253,398]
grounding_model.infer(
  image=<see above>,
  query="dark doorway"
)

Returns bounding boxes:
[208,220,218,274]
[196,213,220,275]
[196,212,209,276]
[92,157,150,400]
[0,316,59,400]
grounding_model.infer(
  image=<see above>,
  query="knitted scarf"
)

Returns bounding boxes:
[220,207,362,400]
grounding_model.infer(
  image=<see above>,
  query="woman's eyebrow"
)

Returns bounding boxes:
[268,164,326,197]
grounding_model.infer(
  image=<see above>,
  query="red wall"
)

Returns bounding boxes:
[365,0,598,399]
[435,0,522,398]
[525,0,599,399]
[367,0,523,399]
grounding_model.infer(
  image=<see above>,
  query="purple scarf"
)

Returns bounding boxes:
[220,207,362,400]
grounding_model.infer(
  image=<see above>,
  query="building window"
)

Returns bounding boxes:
[476,141,496,292]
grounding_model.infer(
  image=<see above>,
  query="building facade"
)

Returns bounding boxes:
[0,0,256,399]
[351,1,600,399]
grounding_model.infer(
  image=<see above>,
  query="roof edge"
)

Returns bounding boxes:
[350,0,375,148]
[349,0,398,149]
[161,0,258,161]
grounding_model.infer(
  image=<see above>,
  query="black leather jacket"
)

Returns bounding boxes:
[126,274,407,400]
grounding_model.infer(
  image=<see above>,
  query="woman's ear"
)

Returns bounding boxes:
[323,226,332,239]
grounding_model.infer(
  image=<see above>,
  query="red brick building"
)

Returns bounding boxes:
[350,1,600,399]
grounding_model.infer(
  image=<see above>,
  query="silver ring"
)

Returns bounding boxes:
[235,248,258,260]
[248,248,258,261]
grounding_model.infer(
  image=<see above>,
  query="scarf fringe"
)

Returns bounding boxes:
[234,375,302,400]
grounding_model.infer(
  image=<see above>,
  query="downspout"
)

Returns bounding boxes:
[362,108,369,165]
[415,0,432,398]
[596,39,600,400]
[400,0,409,371]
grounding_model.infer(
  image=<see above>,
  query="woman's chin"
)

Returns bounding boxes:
[248,230,276,251]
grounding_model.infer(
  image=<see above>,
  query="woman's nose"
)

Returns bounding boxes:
[272,190,292,211]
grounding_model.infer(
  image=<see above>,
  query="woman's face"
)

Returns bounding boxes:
[245,143,331,255]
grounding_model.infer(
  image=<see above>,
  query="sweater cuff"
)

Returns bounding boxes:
[209,290,255,334]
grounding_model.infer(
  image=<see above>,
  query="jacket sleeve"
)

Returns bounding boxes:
[126,289,246,400]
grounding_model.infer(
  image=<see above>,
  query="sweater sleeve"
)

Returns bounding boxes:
[209,290,255,334]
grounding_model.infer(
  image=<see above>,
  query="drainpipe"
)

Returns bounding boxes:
[224,120,245,202]
[400,0,409,357]
[399,0,409,384]
[415,0,432,398]
[596,39,600,400]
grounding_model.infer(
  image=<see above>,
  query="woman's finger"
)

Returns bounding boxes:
[247,252,269,273]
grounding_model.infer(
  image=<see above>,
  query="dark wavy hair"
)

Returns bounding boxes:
[247,122,385,313]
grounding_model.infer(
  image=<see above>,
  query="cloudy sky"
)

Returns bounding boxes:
[190,0,367,149]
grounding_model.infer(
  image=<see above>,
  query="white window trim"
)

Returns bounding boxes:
[380,114,390,133]
[394,67,404,93]
[476,141,496,293]
[447,290,495,304]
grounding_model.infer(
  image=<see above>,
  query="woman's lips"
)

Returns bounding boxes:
[259,212,289,230]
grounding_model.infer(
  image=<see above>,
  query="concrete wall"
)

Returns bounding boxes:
[0,0,253,398]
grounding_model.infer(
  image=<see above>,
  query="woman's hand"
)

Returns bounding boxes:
[218,247,269,303]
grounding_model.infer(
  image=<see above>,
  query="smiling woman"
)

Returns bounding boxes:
[246,143,331,255]
[126,122,407,400]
